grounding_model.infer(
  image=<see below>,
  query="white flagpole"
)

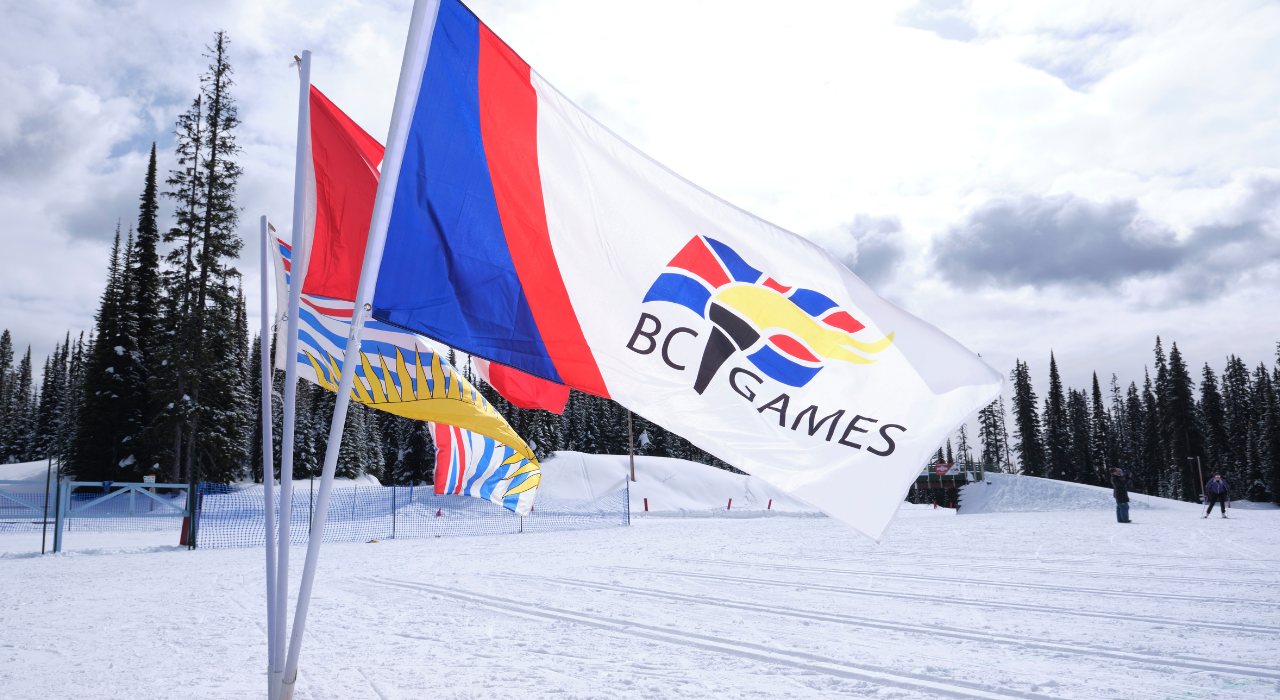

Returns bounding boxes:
[259,215,278,698]
[274,48,311,699]
[278,2,440,696]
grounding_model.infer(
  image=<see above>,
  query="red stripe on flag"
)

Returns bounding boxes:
[433,424,451,495]
[453,426,467,494]
[477,24,610,398]
[300,296,354,319]
[668,237,731,289]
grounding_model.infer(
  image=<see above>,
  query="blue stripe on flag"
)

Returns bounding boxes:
[746,345,824,387]
[465,437,496,495]
[788,288,839,317]
[643,273,712,317]
[705,237,763,284]
[372,0,562,384]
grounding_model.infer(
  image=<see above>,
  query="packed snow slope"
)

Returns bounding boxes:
[2,503,1277,700]
[959,472,1205,514]
[539,451,824,517]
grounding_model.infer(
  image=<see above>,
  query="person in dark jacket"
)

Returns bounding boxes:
[1204,473,1230,518]
[1110,468,1131,523]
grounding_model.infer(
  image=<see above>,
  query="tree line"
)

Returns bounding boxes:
[951,342,1280,504]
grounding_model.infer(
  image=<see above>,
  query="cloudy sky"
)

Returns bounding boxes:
[2,0,1278,405]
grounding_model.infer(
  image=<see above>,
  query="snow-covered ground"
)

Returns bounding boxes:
[1,467,1278,699]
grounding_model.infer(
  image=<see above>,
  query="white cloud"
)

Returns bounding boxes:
[0,0,1277,402]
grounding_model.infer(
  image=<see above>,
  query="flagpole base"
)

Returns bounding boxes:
[279,672,297,700]
[271,669,284,700]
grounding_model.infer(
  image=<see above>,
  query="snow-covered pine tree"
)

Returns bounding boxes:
[33,336,68,458]
[8,347,36,462]
[1043,352,1069,481]
[1198,363,1228,486]
[179,31,244,488]
[1109,375,1132,476]
[1268,350,1280,504]
[126,144,164,469]
[1065,388,1092,483]
[1249,363,1276,502]
[977,399,1001,471]
[1220,355,1253,492]
[1163,343,1202,501]
[0,330,12,461]
[1089,372,1111,484]
[398,418,436,485]
[1010,360,1045,477]
[69,226,134,480]
[1139,369,1164,497]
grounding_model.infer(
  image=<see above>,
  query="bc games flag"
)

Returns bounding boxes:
[367,0,1002,540]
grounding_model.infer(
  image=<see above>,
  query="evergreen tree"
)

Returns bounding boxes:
[0,329,13,462]
[1198,363,1228,484]
[1139,370,1163,497]
[181,31,245,486]
[9,347,36,462]
[1065,388,1092,483]
[977,398,1003,470]
[1164,343,1202,501]
[1089,372,1111,483]
[1010,360,1044,476]
[1250,363,1277,502]
[1221,355,1254,490]
[70,227,134,479]
[955,424,971,465]
[154,89,205,482]
[1152,337,1171,495]
[1108,375,1133,476]
[1043,352,1069,480]
[152,31,245,485]
[127,143,163,467]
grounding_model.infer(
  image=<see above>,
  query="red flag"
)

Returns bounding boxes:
[302,86,384,301]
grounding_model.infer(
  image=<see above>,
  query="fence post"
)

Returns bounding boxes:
[52,479,66,553]
[392,485,397,540]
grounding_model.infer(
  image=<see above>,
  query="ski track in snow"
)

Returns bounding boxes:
[678,559,1279,605]
[0,509,1277,699]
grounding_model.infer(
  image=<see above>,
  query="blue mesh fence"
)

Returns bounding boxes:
[195,481,629,549]
[0,489,53,533]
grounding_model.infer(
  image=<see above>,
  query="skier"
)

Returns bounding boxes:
[1110,468,1131,523]
[1203,473,1230,518]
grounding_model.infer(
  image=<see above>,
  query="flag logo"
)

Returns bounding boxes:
[640,236,894,393]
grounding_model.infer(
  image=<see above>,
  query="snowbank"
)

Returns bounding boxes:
[538,451,823,517]
[0,460,57,491]
[959,472,1202,514]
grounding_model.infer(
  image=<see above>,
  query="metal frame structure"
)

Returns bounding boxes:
[0,480,190,553]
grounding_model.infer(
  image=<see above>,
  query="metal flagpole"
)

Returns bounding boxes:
[273,48,311,700]
[259,215,279,698]
[278,3,439,696]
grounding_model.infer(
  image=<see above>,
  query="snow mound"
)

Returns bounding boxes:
[959,472,1201,514]
[538,451,822,518]
[0,460,57,491]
